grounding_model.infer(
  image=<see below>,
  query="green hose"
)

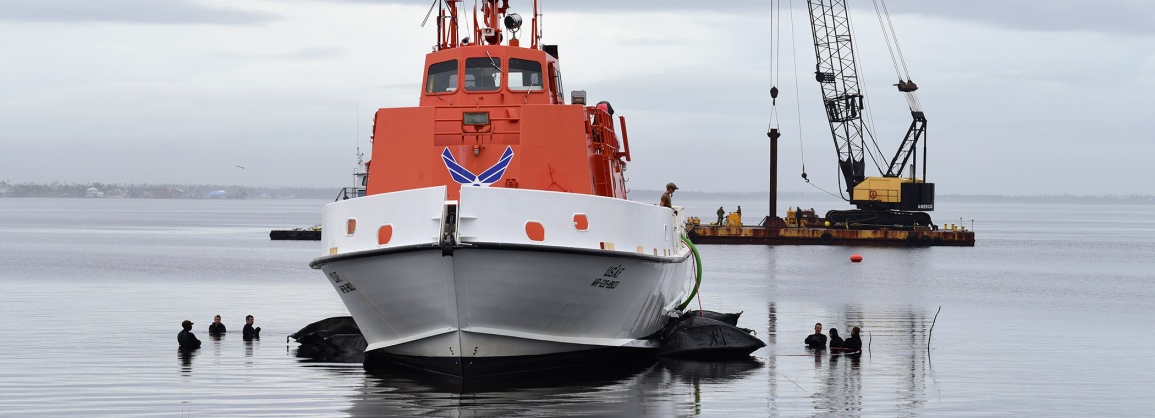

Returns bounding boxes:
[676,235,702,312]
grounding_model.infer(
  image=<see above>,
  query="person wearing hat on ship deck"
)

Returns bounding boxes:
[178,320,201,349]
[660,182,678,208]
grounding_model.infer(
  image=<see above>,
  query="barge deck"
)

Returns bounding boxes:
[688,221,974,247]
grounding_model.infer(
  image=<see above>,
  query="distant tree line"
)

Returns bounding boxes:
[0,181,336,199]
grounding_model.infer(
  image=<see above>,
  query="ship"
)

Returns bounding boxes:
[309,0,697,377]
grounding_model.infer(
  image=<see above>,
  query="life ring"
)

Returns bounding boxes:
[868,189,878,199]
[819,232,834,245]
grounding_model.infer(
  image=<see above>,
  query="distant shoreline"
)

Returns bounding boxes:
[0,182,337,199]
[1,182,1151,204]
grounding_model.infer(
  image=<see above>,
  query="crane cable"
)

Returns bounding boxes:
[844,7,889,175]
[785,0,843,201]
[767,0,782,131]
[871,0,905,81]
[787,0,809,184]
[872,0,922,112]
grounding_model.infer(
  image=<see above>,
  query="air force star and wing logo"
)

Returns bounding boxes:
[441,146,514,187]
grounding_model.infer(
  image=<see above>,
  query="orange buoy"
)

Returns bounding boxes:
[850,254,863,262]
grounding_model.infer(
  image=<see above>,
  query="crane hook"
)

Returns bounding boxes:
[770,86,779,106]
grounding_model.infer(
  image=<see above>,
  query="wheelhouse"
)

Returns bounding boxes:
[419,46,563,106]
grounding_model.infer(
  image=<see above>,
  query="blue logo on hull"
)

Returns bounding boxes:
[441,146,514,187]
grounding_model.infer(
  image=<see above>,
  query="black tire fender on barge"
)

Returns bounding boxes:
[905,234,919,247]
[819,232,834,245]
[919,235,932,247]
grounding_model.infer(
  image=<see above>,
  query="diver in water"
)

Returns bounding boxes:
[805,322,827,349]
[828,328,844,349]
[208,315,226,335]
[243,315,261,341]
[840,326,863,352]
[178,320,201,349]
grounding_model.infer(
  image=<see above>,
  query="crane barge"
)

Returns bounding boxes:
[806,0,934,230]
[685,0,974,247]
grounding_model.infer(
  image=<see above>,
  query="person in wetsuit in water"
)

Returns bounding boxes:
[208,315,226,335]
[828,328,844,349]
[805,322,828,349]
[178,320,201,349]
[840,326,863,352]
[243,315,261,341]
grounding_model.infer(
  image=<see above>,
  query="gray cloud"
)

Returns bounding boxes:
[884,0,1155,35]
[0,0,277,24]
[312,0,1155,35]
[292,0,767,13]
[211,46,348,62]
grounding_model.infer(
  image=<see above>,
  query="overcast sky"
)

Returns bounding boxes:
[2,0,1153,196]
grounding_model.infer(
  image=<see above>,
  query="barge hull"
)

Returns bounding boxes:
[688,226,974,247]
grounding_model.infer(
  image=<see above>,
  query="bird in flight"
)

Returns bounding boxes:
[236,165,245,170]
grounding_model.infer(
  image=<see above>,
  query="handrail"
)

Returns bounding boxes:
[618,115,631,161]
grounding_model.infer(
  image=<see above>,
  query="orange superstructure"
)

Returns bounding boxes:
[366,0,630,201]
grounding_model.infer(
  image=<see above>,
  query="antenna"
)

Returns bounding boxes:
[421,0,438,27]
[537,3,544,48]
[355,105,364,189]
[355,104,360,160]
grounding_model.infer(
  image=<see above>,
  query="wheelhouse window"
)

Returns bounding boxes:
[465,57,502,92]
[426,60,458,93]
[508,59,543,91]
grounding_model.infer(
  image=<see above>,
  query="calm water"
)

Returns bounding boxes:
[1,197,1154,416]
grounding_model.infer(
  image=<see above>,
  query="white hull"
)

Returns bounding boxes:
[311,186,695,376]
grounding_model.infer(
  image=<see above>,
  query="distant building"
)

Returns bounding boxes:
[85,187,104,198]
[141,188,185,199]
[105,188,128,198]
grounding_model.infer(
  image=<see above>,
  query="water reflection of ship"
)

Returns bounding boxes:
[344,361,683,417]
[337,354,763,416]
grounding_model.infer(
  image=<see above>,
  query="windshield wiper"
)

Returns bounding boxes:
[484,51,502,73]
